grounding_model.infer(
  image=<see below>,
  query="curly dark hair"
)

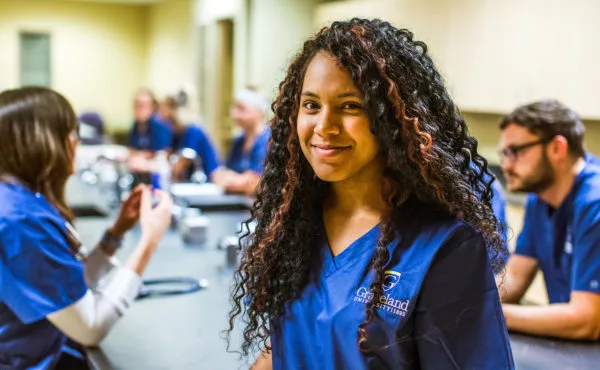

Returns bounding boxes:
[226,18,505,357]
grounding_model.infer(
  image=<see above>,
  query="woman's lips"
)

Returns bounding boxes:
[311,144,351,158]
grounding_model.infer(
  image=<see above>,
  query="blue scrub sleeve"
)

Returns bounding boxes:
[154,121,173,151]
[127,124,137,148]
[571,201,600,294]
[0,218,87,324]
[225,137,244,172]
[514,196,538,258]
[414,227,514,369]
[248,132,269,174]
[491,180,507,237]
[182,126,221,176]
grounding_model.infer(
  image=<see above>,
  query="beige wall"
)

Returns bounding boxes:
[0,0,148,130]
[316,0,600,119]
[195,0,320,144]
[195,0,246,139]
[464,112,600,165]
[315,0,600,157]
[146,0,195,98]
[247,0,322,99]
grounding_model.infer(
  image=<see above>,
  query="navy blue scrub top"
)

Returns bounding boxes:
[225,127,270,174]
[0,181,87,369]
[176,124,221,177]
[271,203,514,369]
[128,115,173,152]
[515,161,600,305]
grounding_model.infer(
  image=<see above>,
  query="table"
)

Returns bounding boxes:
[79,214,600,370]
[81,211,251,370]
[510,332,600,370]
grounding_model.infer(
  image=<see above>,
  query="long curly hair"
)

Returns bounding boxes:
[227,18,505,357]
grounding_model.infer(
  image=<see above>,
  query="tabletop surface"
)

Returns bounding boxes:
[79,211,599,370]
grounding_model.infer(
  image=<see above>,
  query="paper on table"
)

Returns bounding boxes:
[170,183,224,197]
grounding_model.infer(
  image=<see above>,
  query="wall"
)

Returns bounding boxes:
[0,0,148,130]
[146,0,195,98]
[194,0,320,144]
[247,0,322,99]
[315,0,600,158]
[315,0,600,119]
[464,112,600,165]
[195,0,246,139]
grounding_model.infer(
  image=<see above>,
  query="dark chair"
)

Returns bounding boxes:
[78,112,105,145]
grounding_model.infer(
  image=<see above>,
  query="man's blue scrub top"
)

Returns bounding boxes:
[515,162,600,305]
[225,127,270,174]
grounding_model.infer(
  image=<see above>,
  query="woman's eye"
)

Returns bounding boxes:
[303,101,319,111]
[341,102,362,110]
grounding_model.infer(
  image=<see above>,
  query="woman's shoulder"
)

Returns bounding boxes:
[184,122,207,133]
[0,182,30,221]
[390,204,485,270]
[0,182,64,232]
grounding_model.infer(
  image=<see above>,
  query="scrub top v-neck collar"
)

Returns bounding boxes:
[322,223,381,277]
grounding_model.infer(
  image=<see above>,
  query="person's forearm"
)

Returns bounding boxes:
[212,167,236,187]
[503,303,600,340]
[242,171,261,195]
[125,237,158,276]
[498,277,527,304]
[48,268,142,347]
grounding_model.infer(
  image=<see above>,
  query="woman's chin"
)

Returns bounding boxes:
[312,169,347,183]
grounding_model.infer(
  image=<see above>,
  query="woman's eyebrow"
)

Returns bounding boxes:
[301,91,362,98]
[301,91,319,98]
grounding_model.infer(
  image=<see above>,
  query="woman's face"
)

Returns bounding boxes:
[134,93,155,123]
[297,51,380,184]
[68,129,80,174]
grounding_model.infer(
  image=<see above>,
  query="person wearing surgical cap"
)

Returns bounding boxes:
[212,87,271,195]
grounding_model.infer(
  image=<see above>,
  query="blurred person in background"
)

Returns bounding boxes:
[499,99,600,341]
[475,160,508,256]
[212,87,271,195]
[127,88,172,185]
[0,87,173,369]
[158,96,221,183]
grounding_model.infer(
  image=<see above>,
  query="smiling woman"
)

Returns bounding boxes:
[227,19,513,369]
[297,52,380,185]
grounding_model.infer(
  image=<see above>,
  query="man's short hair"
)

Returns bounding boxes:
[500,99,585,157]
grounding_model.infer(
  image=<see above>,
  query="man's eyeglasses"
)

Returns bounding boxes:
[499,138,552,163]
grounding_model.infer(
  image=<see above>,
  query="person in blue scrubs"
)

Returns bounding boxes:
[227,19,514,369]
[212,87,271,195]
[492,178,508,244]
[158,96,221,182]
[0,87,173,369]
[127,88,173,185]
[472,160,509,251]
[499,99,600,341]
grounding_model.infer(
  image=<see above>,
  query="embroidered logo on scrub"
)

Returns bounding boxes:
[383,270,401,291]
[353,270,409,317]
